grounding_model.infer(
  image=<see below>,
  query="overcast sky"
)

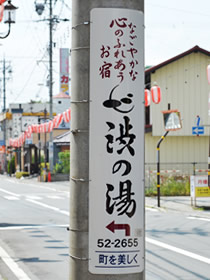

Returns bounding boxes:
[0,0,209,109]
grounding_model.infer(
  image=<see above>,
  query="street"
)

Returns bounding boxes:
[146,208,210,279]
[0,175,210,279]
[0,175,69,280]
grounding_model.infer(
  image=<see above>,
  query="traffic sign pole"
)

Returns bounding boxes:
[157,131,169,207]
[70,1,144,280]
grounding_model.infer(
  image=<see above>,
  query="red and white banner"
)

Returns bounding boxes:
[9,108,71,148]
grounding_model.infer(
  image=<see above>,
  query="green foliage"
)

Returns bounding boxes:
[29,99,42,104]
[7,156,16,175]
[40,162,50,176]
[145,175,190,196]
[40,155,45,163]
[54,151,70,174]
[16,172,29,179]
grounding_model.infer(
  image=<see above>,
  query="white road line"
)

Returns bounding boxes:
[47,195,65,199]
[26,199,69,216]
[4,196,20,201]
[146,207,158,212]
[146,237,210,265]
[0,188,20,197]
[4,178,21,185]
[187,216,210,222]
[26,183,69,195]
[0,245,31,280]
[24,195,42,200]
[0,224,69,231]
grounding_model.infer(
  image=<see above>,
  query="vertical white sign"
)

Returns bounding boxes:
[190,176,195,198]
[89,8,144,274]
[21,116,38,131]
[60,48,69,95]
[12,113,22,138]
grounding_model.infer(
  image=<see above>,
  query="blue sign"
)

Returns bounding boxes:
[196,116,200,126]
[0,140,5,146]
[192,126,204,135]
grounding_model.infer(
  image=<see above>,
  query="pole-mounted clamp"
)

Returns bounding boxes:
[71,129,88,134]
[70,176,90,182]
[70,46,90,52]
[72,21,91,30]
[71,100,89,104]
[69,253,89,261]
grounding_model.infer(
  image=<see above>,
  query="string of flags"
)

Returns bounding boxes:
[9,108,71,148]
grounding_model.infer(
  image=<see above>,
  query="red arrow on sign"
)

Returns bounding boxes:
[106,221,130,236]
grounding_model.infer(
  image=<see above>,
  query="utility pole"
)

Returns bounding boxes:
[44,108,47,182]
[3,58,6,112]
[48,0,54,173]
[34,0,54,173]
[3,58,7,173]
[70,1,144,280]
[2,57,11,173]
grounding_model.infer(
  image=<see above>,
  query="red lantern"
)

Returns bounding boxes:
[0,4,4,22]
[144,89,151,107]
[207,65,210,84]
[151,85,161,104]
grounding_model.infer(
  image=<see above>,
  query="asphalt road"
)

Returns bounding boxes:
[0,175,69,280]
[0,175,210,279]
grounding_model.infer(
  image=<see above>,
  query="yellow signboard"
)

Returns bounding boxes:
[195,187,210,197]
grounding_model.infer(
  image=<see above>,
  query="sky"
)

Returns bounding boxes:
[0,0,210,110]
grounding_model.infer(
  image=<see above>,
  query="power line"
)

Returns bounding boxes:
[13,62,39,101]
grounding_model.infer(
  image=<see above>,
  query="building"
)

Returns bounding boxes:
[53,91,70,114]
[0,99,70,174]
[53,130,70,166]
[145,45,210,179]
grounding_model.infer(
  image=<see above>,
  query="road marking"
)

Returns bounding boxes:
[4,196,20,200]
[24,195,42,200]
[5,178,21,185]
[0,245,31,280]
[145,207,158,212]
[146,237,210,265]
[47,195,65,199]
[187,216,210,222]
[0,224,69,231]
[26,183,69,195]
[26,199,69,216]
[0,188,20,197]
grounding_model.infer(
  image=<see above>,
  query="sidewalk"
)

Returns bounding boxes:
[146,196,210,217]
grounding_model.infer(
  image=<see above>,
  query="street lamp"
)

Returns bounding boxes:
[0,0,18,39]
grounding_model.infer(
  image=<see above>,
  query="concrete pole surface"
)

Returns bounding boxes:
[70,1,144,280]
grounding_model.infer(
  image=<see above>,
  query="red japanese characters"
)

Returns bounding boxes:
[99,17,139,83]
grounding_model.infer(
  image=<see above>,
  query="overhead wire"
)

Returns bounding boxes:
[13,61,40,101]
[9,0,71,104]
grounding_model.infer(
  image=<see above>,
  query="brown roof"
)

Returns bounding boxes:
[53,92,70,99]
[145,45,210,74]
